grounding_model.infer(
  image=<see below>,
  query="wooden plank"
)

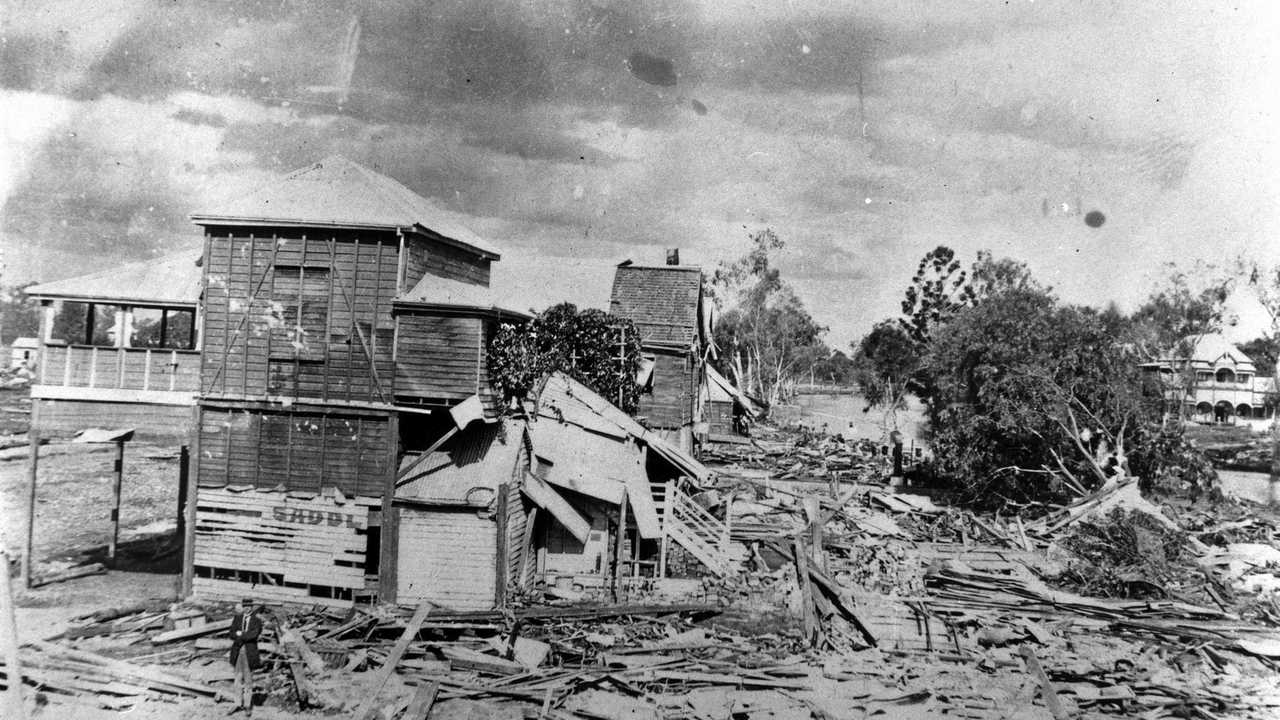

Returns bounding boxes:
[150,619,232,644]
[353,602,431,720]
[793,535,816,647]
[403,680,439,720]
[1020,645,1069,720]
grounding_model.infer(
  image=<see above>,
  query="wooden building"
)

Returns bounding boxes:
[183,156,528,607]
[700,364,763,441]
[26,250,203,443]
[609,255,708,452]
[391,372,733,609]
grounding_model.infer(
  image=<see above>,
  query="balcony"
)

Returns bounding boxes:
[34,344,200,405]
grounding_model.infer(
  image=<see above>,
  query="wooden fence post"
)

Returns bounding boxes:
[107,441,125,566]
[1,547,27,720]
[21,433,39,589]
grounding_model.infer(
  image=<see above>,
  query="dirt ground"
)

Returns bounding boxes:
[0,440,183,569]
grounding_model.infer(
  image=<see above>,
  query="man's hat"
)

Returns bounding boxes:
[241,597,254,604]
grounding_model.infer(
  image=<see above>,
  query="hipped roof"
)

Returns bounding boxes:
[191,156,501,259]
[1153,332,1258,371]
[609,264,703,347]
[26,248,202,307]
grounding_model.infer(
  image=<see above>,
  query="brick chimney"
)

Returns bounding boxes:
[666,248,680,266]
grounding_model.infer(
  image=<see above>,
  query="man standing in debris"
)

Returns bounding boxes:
[229,597,262,715]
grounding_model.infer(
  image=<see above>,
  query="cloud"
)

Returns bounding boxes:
[3,0,1278,351]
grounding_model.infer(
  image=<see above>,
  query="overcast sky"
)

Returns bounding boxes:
[3,0,1278,348]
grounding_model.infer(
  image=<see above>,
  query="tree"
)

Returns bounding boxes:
[969,250,1045,300]
[899,245,976,345]
[489,303,643,412]
[1,284,43,345]
[1128,261,1233,357]
[851,321,920,409]
[806,348,858,386]
[1238,335,1278,377]
[710,229,829,405]
[924,285,1211,510]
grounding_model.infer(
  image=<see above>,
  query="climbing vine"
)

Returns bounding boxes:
[489,303,643,413]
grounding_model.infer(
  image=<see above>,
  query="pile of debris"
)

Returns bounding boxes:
[11,425,1280,718]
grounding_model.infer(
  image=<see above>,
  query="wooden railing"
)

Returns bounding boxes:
[659,480,734,577]
[39,345,201,393]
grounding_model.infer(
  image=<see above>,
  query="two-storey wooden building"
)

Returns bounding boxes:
[608,255,708,452]
[183,156,529,607]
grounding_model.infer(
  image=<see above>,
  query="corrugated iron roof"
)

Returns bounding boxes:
[395,419,525,504]
[26,248,202,306]
[527,417,660,538]
[191,156,502,259]
[609,264,702,347]
[395,273,531,319]
[537,372,710,482]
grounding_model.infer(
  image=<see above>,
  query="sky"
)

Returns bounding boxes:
[2,0,1279,349]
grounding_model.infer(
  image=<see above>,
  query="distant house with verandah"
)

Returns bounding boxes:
[1140,332,1278,426]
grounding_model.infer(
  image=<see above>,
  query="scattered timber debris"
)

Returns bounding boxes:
[9,424,1280,718]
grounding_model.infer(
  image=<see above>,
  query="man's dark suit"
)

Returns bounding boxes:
[229,610,263,669]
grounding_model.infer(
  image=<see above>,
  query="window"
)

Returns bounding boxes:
[271,266,330,361]
[47,301,121,346]
[130,308,196,349]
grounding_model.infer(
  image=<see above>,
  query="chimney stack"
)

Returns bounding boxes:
[666,248,680,266]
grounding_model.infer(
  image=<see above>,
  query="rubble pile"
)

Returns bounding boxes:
[9,426,1280,718]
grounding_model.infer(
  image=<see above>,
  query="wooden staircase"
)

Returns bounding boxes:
[655,480,737,577]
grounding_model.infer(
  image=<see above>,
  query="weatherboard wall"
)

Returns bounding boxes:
[637,349,697,430]
[200,228,399,404]
[191,486,370,608]
[402,234,491,289]
[196,404,392,498]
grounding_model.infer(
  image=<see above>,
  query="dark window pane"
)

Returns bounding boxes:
[131,308,165,347]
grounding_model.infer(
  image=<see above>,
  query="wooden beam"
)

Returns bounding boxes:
[353,602,431,720]
[378,413,400,603]
[1019,645,1069,720]
[494,483,509,607]
[0,547,27,719]
[403,680,439,720]
[792,536,816,647]
[176,445,189,559]
[22,431,39,589]
[612,493,629,602]
[518,507,538,590]
[181,407,200,597]
[107,441,125,565]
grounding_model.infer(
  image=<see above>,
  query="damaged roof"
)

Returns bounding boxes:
[538,372,709,482]
[26,248,203,306]
[191,156,501,260]
[609,264,703,347]
[396,419,525,505]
